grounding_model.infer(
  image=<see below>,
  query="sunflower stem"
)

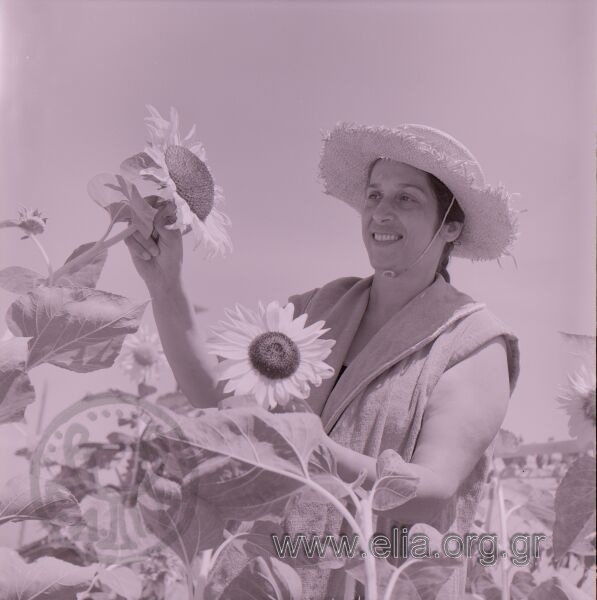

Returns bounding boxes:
[29,234,54,285]
[99,203,128,243]
[496,476,511,600]
[127,401,153,504]
[52,223,136,283]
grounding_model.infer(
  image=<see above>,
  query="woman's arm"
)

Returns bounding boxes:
[324,336,510,525]
[124,201,224,408]
[150,281,223,408]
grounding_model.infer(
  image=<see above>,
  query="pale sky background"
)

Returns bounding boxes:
[0,0,595,517]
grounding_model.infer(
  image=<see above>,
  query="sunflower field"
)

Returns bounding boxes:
[0,107,594,600]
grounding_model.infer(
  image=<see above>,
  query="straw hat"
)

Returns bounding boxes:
[318,122,519,261]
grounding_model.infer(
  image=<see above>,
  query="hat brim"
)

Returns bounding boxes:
[318,122,519,261]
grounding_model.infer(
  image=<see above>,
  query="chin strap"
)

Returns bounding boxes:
[382,195,457,278]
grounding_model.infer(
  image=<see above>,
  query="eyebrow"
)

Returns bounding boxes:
[366,183,426,194]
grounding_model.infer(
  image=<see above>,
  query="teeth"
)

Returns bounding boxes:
[373,233,401,242]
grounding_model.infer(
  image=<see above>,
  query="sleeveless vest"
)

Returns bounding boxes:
[282,274,520,599]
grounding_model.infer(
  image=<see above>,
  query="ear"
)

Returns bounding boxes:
[441,221,463,243]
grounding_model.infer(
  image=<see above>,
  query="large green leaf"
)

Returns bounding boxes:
[96,565,143,600]
[0,336,35,423]
[0,266,45,294]
[52,464,99,502]
[386,557,462,600]
[137,469,225,566]
[66,489,160,562]
[158,407,329,521]
[216,555,302,600]
[88,172,158,239]
[372,448,420,511]
[501,479,555,532]
[120,152,160,180]
[129,181,158,239]
[553,455,596,560]
[0,547,97,600]
[155,391,198,415]
[205,510,344,600]
[511,571,537,599]
[54,242,108,289]
[528,576,592,600]
[6,286,148,372]
[0,475,82,526]
[294,443,352,503]
[466,559,500,598]
[345,551,459,600]
[87,172,131,222]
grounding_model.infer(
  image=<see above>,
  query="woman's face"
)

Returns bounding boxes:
[361,159,452,275]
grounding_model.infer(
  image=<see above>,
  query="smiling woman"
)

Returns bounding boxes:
[124,121,520,599]
[362,159,464,281]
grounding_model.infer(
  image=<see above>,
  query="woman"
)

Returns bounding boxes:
[125,122,520,599]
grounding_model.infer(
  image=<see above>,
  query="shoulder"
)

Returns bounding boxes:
[287,275,364,317]
[440,299,520,395]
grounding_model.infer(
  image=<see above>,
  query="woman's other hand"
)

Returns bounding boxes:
[124,199,183,296]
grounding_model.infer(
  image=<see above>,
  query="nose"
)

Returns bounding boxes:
[372,196,395,224]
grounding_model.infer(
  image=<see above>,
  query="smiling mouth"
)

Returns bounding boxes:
[372,233,403,242]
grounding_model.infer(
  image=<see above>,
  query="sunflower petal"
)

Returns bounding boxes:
[215,359,253,381]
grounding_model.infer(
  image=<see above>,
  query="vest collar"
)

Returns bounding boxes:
[305,274,484,433]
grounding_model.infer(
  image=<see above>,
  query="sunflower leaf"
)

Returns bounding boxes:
[216,555,302,600]
[346,554,460,600]
[54,241,108,289]
[137,470,225,566]
[120,152,160,177]
[157,407,329,521]
[528,576,592,600]
[155,390,197,414]
[0,266,45,294]
[129,182,158,239]
[96,566,143,600]
[0,475,82,526]
[0,337,35,424]
[210,517,345,586]
[5,286,148,372]
[65,488,161,563]
[371,448,420,511]
[87,173,131,222]
[386,557,461,600]
[553,455,596,560]
[0,547,98,600]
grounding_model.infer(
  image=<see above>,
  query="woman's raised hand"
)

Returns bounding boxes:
[124,199,184,296]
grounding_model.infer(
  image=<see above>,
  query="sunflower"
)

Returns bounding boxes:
[0,207,47,238]
[116,326,167,385]
[121,105,232,258]
[206,301,336,409]
[557,364,596,447]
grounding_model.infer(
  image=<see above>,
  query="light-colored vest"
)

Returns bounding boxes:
[283,274,520,599]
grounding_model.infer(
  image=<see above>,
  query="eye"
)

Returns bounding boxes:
[399,193,414,203]
[366,191,381,201]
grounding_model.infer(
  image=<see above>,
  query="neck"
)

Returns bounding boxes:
[369,267,438,321]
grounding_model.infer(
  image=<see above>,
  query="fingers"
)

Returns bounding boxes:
[154,200,178,233]
[124,230,158,261]
[153,201,183,248]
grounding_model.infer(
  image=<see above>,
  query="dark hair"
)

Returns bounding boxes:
[426,173,465,283]
[366,158,465,282]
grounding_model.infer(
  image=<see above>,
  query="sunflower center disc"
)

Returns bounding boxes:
[164,145,215,221]
[248,332,300,380]
[133,346,157,367]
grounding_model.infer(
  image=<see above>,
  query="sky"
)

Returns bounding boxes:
[0,0,595,505]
